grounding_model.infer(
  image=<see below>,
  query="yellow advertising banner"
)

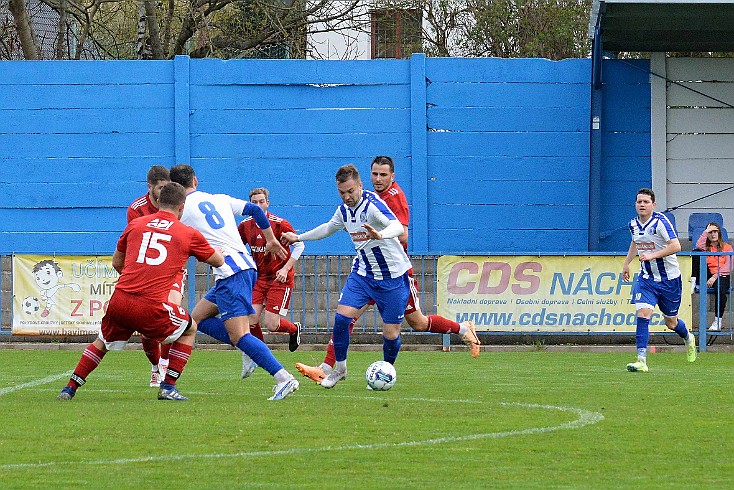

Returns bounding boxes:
[437,255,692,332]
[12,255,118,336]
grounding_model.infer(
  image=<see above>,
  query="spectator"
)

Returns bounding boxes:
[693,222,732,331]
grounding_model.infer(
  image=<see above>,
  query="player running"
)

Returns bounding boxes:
[622,188,696,372]
[58,182,224,401]
[296,156,480,383]
[169,164,300,400]
[281,164,411,389]
[237,187,304,378]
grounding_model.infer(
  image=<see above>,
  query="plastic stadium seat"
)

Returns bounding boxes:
[688,212,724,241]
[663,212,676,230]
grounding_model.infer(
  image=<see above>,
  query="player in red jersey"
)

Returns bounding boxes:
[127,165,170,222]
[296,156,481,383]
[127,165,184,387]
[237,188,304,377]
[58,182,225,401]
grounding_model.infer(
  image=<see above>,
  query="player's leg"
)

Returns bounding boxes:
[219,270,298,399]
[157,303,197,401]
[140,335,163,387]
[627,278,655,372]
[160,269,185,378]
[403,276,480,357]
[58,337,109,400]
[241,305,264,379]
[261,284,301,351]
[659,277,696,362]
[58,293,130,400]
[373,273,410,366]
[296,304,366,383]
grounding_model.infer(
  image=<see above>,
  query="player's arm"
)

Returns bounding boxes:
[622,241,637,282]
[204,250,225,268]
[240,201,287,259]
[640,238,681,262]
[362,206,404,240]
[282,211,343,244]
[112,249,125,274]
[275,241,304,282]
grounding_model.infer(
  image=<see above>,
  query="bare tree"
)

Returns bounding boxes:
[7,0,40,59]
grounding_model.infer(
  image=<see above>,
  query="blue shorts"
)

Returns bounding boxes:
[339,272,410,325]
[632,275,682,317]
[204,269,256,321]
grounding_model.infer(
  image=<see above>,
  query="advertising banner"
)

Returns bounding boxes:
[12,255,118,335]
[437,255,692,332]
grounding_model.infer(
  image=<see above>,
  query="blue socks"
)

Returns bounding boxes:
[236,334,283,375]
[383,335,402,365]
[635,317,650,350]
[197,317,232,345]
[333,313,352,362]
[673,318,689,340]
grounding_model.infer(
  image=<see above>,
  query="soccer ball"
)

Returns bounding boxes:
[22,296,40,315]
[365,361,397,391]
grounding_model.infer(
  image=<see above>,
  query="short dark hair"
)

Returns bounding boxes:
[158,182,187,208]
[250,187,269,200]
[371,156,394,172]
[637,188,655,203]
[336,164,360,184]
[170,164,195,188]
[147,165,170,185]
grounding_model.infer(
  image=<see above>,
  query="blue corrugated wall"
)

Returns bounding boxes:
[0,55,650,255]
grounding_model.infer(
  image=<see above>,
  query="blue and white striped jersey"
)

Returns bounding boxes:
[180,190,256,281]
[628,211,681,281]
[326,190,411,280]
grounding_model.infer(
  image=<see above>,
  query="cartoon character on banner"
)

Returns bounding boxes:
[25,259,81,317]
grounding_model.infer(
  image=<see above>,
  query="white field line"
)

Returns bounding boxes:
[1,385,604,470]
[0,371,72,397]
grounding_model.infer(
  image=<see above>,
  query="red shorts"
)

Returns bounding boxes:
[252,278,293,316]
[367,276,420,315]
[100,290,191,350]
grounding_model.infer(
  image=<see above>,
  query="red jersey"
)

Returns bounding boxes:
[127,193,159,223]
[378,182,410,254]
[238,212,296,284]
[115,210,215,301]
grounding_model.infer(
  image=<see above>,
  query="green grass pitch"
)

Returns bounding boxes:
[0,348,732,489]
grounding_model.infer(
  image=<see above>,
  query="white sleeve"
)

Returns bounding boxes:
[290,241,305,260]
[378,219,404,240]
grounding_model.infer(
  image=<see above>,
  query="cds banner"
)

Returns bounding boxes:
[437,255,693,332]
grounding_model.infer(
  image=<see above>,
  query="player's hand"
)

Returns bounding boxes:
[265,239,287,260]
[622,265,630,282]
[275,268,287,283]
[638,252,650,262]
[280,232,298,245]
[362,223,382,240]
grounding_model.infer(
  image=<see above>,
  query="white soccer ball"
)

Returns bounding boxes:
[365,361,397,391]
[23,296,40,315]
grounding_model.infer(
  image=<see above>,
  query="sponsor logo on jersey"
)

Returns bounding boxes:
[147,219,174,230]
[350,231,369,242]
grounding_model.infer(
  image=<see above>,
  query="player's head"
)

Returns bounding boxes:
[335,164,363,207]
[635,188,656,219]
[370,156,395,193]
[170,164,197,189]
[146,165,171,206]
[158,182,187,218]
[249,187,270,212]
[706,222,725,249]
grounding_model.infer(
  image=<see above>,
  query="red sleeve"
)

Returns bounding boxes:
[238,221,249,245]
[387,192,410,227]
[126,206,137,224]
[189,229,216,262]
[117,225,132,253]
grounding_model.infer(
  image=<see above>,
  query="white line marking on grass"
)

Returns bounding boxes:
[2,399,603,470]
[0,371,72,397]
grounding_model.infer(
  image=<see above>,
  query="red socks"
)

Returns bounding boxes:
[427,315,460,334]
[164,342,192,386]
[141,335,161,365]
[67,343,106,389]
